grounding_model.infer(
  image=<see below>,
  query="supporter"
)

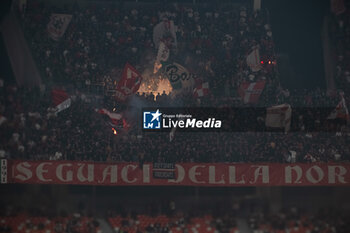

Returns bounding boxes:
[0,1,348,163]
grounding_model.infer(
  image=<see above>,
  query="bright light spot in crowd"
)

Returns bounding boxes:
[260,61,264,64]
[113,108,116,111]
[138,75,173,100]
[268,60,272,64]
[112,128,117,135]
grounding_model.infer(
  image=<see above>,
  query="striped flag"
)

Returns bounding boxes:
[116,63,143,101]
[238,80,266,104]
[193,82,209,98]
[246,47,262,72]
[97,108,122,125]
[52,89,71,114]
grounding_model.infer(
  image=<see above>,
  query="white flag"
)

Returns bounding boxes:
[47,14,72,41]
[246,47,261,72]
[266,104,292,132]
[55,98,71,114]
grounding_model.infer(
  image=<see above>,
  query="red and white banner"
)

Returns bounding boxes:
[51,89,71,114]
[47,14,72,41]
[193,82,209,98]
[97,108,122,125]
[116,63,143,101]
[246,47,261,72]
[5,160,350,186]
[238,80,266,104]
[266,104,292,132]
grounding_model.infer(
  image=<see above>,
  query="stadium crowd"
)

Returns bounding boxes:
[0,1,349,163]
[249,207,350,233]
[1,202,349,233]
[1,81,349,163]
[0,210,100,233]
[21,0,276,91]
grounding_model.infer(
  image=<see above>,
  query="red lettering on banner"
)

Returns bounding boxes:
[7,161,350,186]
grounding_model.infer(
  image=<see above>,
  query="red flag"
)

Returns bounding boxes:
[238,80,266,104]
[116,63,143,101]
[51,89,71,113]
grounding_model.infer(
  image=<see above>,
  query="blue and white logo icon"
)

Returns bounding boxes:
[143,109,162,129]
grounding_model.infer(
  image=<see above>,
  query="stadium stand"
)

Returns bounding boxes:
[0,1,342,164]
[20,1,276,91]
[1,1,350,233]
[0,213,100,233]
[1,77,349,162]
[248,207,350,233]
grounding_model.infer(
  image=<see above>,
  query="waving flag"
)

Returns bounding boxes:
[246,47,261,72]
[163,62,195,90]
[153,20,177,49]
[51,89,71,114]
[115,63,143,101]
[238,80,266,104]
[193,82,209,98]
[47,14,72,41]
[328,94,349,120]
[97,108,122,125]
[266,104,292,132]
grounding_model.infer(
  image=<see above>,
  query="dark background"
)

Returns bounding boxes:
[264,0,330,89]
